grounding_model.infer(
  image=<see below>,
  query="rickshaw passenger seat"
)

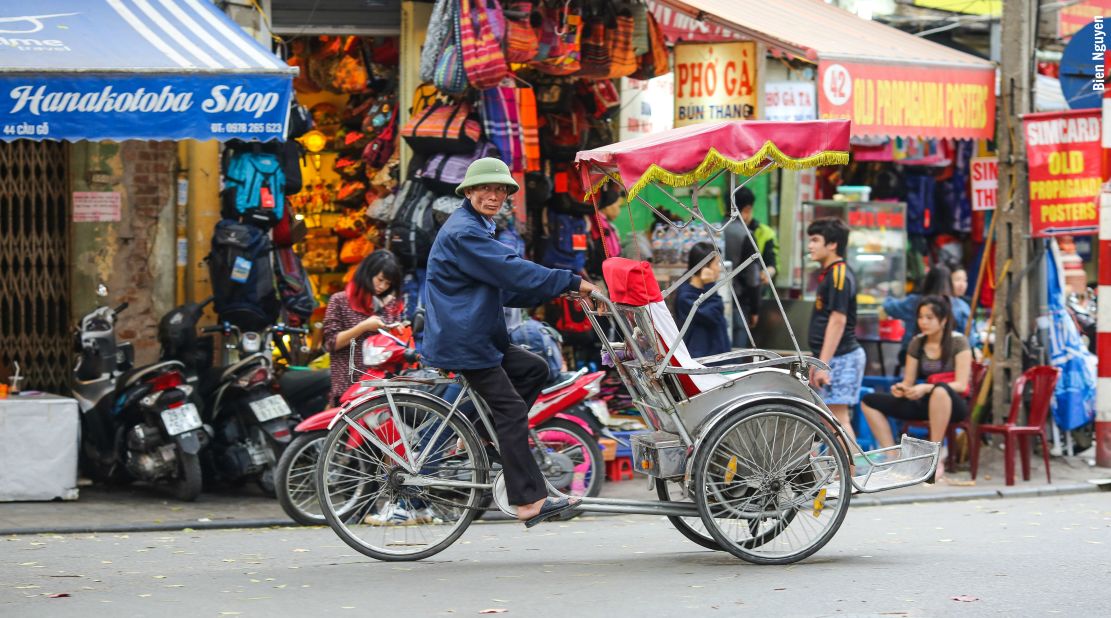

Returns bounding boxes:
[601,258,730,398]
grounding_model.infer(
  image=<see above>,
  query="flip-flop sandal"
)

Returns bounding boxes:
[523,497,580,529]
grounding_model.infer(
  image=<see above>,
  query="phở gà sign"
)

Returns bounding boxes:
[673,42,757,127]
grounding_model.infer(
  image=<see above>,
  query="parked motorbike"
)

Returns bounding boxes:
[159,299,311,496]
[73,285,204,501]
[275,324,606,525]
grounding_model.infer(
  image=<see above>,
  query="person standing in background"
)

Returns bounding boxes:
[724,186,777,347]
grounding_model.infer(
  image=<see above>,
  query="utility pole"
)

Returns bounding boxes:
[992,1,1036,418]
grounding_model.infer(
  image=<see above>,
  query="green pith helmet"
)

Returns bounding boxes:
[455,157,520,196]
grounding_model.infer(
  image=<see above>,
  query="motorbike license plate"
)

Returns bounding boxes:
[249,395,292,423]
[160,403,202,436]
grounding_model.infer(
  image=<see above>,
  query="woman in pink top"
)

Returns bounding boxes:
[322,250,404,405]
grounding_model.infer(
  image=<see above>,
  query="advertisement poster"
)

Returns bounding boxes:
[817,60,995,139]
[1058,1,1111,40]
[970,157,998,211]
[1023,108,1102,237]
[673,42,757,127]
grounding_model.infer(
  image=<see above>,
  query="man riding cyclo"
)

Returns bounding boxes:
[422,157,598,528]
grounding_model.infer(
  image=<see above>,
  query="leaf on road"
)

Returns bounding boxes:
[479,610,508,614]
[292,548,310,553]
[47,593,70,598]
[951,595,979,602]
[153,576,166,579]
[219,612,241,616]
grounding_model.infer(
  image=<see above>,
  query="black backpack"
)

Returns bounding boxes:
[208,219,281,332]
[387,180,437,269]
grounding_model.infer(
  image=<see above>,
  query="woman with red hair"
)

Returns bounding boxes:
[322,249,404,406]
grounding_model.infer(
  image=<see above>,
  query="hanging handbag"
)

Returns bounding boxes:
[420,0,454,83]
[459,0,509,89]
[419,140,500,194]
[517,84,541,172]
[626,1,649,55]
[433,0,469,95]
[402,100,483,154]
[606,9,637,79]
[505,3,540,63]
[531,5,581,76]
[340,235,375,265]
[576,19,610,79]
[335,212,369,239]
[363,105,399,169]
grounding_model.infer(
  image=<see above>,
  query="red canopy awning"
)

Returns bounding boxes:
[657,0,996,140]
[576,119,850,202]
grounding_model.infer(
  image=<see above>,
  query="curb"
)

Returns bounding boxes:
[2,482,1103,536]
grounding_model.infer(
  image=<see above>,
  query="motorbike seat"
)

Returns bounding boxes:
[279,369,330,400]
[115,360,186,392]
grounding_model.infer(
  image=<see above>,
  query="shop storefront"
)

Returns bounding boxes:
[0,0,293,392]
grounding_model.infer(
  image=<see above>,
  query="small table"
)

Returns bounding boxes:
[0,393,80,501]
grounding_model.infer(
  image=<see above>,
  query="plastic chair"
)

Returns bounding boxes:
[970,365,1060,486]
[897,362,987,468]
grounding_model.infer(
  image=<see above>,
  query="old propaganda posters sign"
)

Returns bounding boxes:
[817,61,995,139]
[673,42,757,127]
[1023,108,1102,237]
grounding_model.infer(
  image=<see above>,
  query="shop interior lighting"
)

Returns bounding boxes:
[299,130,328,171]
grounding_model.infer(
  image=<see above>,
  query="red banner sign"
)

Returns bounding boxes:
[1059,1,1111,40]
[1023,109,1102,237]
[817,60,995,139]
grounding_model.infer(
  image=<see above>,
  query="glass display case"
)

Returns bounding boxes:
[799,200,907,307]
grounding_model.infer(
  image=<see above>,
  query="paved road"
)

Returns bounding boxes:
[2,493,1108,617]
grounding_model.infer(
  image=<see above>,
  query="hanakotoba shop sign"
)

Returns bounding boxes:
[673,41,757,128]
[0,75,291,142]
[1023,108,1102,237]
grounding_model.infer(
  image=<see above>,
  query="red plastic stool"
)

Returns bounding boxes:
[606,457,634,481]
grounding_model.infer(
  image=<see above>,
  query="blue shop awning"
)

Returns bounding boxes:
[0,0,296,142]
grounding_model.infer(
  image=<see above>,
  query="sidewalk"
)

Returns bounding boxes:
[1,452,1106,536]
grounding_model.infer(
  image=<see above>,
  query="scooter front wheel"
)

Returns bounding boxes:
[316,392,489,561]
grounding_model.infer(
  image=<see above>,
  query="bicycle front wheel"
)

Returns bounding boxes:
[316,392,489,561]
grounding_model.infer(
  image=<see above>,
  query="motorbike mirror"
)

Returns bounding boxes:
[96,284,109,298]
[413,308,426,335]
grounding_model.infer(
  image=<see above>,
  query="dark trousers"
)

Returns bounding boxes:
[460,345,550,506]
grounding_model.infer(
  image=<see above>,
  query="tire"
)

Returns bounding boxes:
[276,431,331,525]
[317,392,488,562]
[257,466,277,497]
[532,419,604,521]
[692,403,851,565]
[171,450,203,502]
[655,478,722,551]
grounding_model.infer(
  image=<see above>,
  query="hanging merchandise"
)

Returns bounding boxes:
[289,39,321,94]
[340,234,376,265]
[334,180,367,209]
[432,194,464,226]
[368,155,400,196]
[536,82,573,114]
[586,80,620,119]
[209,220,281,331]
[506,3,541,63]
[459,0,510,89]
[481,85,525,171]
[334,212,369,239]
[362,104,399,169]
[626,1,649,55]
[420,0,456,83]
[539,98,588,162]
[541,206,588,271]
[517,84,541,171]
[402,99,483,154]
[411,83,441,117]
[387,180,437,269]
[223,150,286,225]
[576,15,611,79]
[332,37,370,94]
[419,141,500,194]
[532,3,582,76]
[335,155,365,179]
[632,11,669,80]
[1046,247,1096,431]
[903,172,936,236]
[275,247,317,323]
[606,6,637,79]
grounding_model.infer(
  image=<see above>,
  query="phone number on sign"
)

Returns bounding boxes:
[210,122,284,134]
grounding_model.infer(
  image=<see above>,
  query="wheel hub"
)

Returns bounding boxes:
[539,451,575,489]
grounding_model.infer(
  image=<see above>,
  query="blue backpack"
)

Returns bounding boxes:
[224,151,286,221]
[541,208,587,272]
[509,318,564,382]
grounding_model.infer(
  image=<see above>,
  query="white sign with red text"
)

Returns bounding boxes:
[970,157,998,211]
[764,82,816,122]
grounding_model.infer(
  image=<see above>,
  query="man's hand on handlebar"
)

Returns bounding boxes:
[567,280,598,311]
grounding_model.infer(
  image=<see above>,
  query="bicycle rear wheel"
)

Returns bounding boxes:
[316,392,489,561]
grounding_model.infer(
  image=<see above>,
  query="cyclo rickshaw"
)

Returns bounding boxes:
[314,119,940,564]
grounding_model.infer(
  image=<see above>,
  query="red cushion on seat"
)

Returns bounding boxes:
[602,257,663,306]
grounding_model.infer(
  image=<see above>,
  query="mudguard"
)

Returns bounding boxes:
[175,428,204,454]
[294,407,341,433]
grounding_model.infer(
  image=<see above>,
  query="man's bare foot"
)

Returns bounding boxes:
[516,496,582,528]
[516,497,548,521]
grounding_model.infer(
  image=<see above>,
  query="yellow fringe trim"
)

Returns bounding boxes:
[616,141,848,203]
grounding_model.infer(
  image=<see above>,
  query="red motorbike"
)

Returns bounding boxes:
[275,326,606,525]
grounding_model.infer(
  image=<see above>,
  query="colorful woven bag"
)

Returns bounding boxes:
[481,85,525,172]
[606,12,637,79]
[517,85,541,172]
[632,12,669,80]
[401,100,482,154]
[576,19,610,79]
[505,2,539,63]
[531,6,581,76]
[459,0,509,89]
